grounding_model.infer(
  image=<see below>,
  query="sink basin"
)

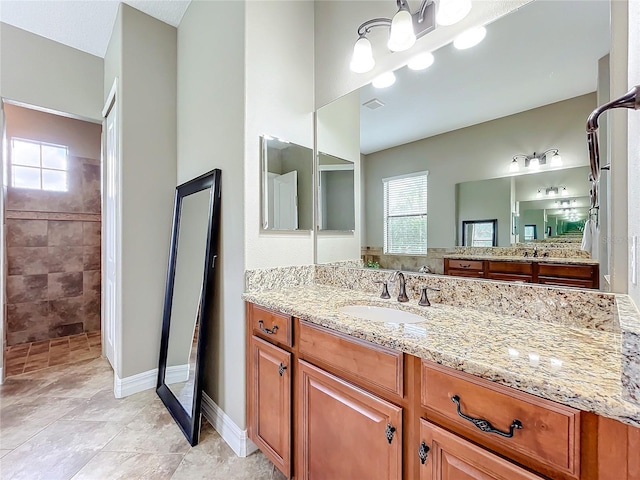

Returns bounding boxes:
[338,305,426,324]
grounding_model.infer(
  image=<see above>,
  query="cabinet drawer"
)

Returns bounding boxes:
[487,273,531,283]
[448,270,485,278]
[538,276,594,289]
[249,304,292,347]
[488,261,532,275]
[298,320,403,398]
[538,263,594,279]
[421,362,580,478]
[447,259,484,271]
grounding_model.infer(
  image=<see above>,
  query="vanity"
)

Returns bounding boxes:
[243,274,640,480]
[444,256,600,289]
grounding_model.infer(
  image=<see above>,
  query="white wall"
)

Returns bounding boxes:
[244,0,315,270]
[627,0,640,304]
[177,0,247,429]
[316,90,361,263]
[104,4,177,379]
[364,94,596,249]
[0,22,104,121]
[313,0,531,109]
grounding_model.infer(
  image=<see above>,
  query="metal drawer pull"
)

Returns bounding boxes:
[278,363,287,376]
[460,264,471,268]
[258,320,278,335]
[451,395,523,438]
[418,442,430,464]
[385,424,396,444]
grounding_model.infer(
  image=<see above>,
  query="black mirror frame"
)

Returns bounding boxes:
[461,219,498,247]
[156,169,222,447]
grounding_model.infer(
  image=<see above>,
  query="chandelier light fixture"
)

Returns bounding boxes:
[349,0,473,74]
[510,148,562,173]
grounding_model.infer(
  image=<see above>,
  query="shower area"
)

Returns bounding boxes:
[3,103,102,377]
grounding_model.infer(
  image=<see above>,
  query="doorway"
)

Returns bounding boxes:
[1,101,103,378]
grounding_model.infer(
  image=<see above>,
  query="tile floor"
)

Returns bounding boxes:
[0,356,284,479]
[4,332,102,377]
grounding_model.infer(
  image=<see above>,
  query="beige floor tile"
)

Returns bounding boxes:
[170,424,276,480]
[103,401,191,455]
[0,420,124,480]
[0,449,13,458]
[0,396,85,449]
[62,388,150,423]
[0,377,51,408]
[33,367,112,399]
[71,451,184,480]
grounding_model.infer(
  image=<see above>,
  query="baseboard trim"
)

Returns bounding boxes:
[201,391,257,458]
[114,368,157,398]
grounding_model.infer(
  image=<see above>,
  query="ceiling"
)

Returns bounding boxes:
[359,0,611,154]
[0,0,191,58]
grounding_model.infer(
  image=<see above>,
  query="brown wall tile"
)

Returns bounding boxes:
[82,221,101,246]
[7,302,50,334]
[83,291,101,332]
[6,275,48,303]
[49,297,84,327]
[49,322,84,338]
[7,247,49,275]
[48,246,84,273]
[48,220,83,246]
[6,328,50,346]
[48,272,83,299]
[83,246,101,271]
[83,270,101,295]
[6,219,48,247]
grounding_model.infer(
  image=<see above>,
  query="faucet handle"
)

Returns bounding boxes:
[418,286,440,307]
[374,280,391,299]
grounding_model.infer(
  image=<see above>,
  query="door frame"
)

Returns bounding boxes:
[102,78,122,376]
[0,99,6,384]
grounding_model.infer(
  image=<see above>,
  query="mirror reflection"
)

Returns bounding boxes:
[316,0,609,286]
[166,188,211,416]
[318,152,355,231]
[261,135,313,231]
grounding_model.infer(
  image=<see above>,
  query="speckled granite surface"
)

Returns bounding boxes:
[315,265,616,331]
[242,284,640,427]
[444,254,599,265]
[245,265,315,292]
[453,246,591,259]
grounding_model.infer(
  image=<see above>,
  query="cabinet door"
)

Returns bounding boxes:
[250,335,291,477]
[419,420,544,480]
[298,360,402,480]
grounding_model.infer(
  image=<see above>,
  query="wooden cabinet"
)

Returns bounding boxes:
[298,360,403,480]
[248,335,291,477]
[444,258,599,289]
[419,420,544,480]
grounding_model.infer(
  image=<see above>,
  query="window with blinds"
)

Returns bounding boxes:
[383,171,428,254]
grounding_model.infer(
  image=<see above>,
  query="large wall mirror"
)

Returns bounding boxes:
[314,0,610,283]
[157,169,221,446]
[261,135,313,231]
[318,152,355,231]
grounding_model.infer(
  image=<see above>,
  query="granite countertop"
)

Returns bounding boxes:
[243,284,640,427]
[444,254,599,265]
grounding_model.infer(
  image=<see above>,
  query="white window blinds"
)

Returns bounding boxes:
[383,171,428,254]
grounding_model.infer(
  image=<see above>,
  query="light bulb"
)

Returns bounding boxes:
[536,189,542,198]
[550,152,562,167]
[372,71,396,89]
[509,159,519,173]
[407,52,435,71]
[548,189,556,197]
[350,36,375,73]
[436,0,472,26]
[562,187,569,196]
[387,9,416,52]
[453,26,487,50]
[529,157,540,170]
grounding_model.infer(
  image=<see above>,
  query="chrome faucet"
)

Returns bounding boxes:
[418,265,432,273]
[389,271,409,302]
[533,246,538,258]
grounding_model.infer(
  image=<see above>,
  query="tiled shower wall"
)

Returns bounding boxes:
[4,104,102,346]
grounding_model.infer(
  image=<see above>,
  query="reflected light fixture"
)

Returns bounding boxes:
[372,71,397,88]
[407,52,435,71]
[511,148,561,172]
[453,26,487,50]
[350,0,472,73]
[538,186,569,198]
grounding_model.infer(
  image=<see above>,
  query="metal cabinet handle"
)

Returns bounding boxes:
[278,363,287,376]
[451,395,523,438]
[258,320,278,335]
[418,442,430,464]
[460,264,471,268]
[385,424,396,444]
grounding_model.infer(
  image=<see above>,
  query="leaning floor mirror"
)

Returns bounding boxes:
[157,169,222,446]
